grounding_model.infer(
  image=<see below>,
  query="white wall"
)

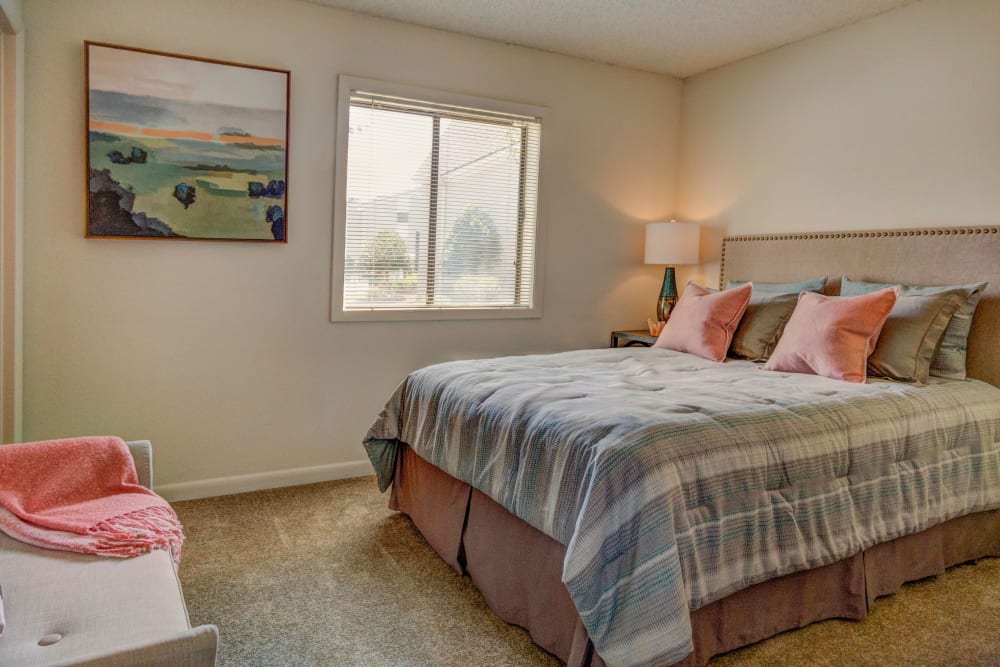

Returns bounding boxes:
[21,0,681,494]
[677,0,1000,284]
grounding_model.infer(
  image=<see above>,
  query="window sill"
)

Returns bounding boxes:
[330,305,542,323]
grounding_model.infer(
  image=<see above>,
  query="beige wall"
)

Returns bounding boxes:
[21,0,681,493]
[677,0,1000,284]
[0,0,23,444]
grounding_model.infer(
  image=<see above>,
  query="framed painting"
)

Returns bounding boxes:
[85,42,290,242]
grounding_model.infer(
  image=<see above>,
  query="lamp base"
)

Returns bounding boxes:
[656,266,679,321]
[656,295,678,322]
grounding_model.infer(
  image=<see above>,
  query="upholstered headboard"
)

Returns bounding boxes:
[720,227,1000,389]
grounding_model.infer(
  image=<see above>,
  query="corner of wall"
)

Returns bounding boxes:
[0,0,23,33]
[0,4,24,443]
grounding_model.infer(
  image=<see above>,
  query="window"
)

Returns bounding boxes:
[332,77,544,321]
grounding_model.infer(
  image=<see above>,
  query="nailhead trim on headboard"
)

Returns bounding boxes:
[719,227,1000,289]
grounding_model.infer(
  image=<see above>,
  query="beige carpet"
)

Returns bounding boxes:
[174,478,1000,666]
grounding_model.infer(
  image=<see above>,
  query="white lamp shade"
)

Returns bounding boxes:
[644,221,700,265]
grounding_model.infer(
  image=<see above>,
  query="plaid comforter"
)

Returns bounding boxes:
[364,348,1000,667]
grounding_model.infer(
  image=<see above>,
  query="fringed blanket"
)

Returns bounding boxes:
[0,436,183,564]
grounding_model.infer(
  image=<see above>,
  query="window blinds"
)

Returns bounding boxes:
[343,90,541,311]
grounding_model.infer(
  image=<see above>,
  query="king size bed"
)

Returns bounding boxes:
[364,227,1000,667]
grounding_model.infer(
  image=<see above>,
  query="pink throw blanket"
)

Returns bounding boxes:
[0,436,183,563]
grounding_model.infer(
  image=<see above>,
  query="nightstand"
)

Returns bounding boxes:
[610,329,658,348]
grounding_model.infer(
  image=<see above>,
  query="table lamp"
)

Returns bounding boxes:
[644,221,700,321]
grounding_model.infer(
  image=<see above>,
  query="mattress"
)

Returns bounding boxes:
[365,347,1000,667]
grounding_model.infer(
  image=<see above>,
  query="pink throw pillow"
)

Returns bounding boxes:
[762,287,899,383]
[654,282,753,362]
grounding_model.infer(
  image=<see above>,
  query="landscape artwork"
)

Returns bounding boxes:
[86,42,289,241]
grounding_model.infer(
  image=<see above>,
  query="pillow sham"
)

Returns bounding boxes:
[654,281,753,362]
[725,277,828,361]
[868,292,965,384]
[841,277,987,380]
[762,287,899,383]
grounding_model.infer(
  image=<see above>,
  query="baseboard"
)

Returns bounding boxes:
[156,459,373,502]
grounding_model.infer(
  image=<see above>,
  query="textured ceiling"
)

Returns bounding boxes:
[304,0,913,77]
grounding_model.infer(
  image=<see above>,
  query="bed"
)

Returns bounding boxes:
[364,226,1000,667]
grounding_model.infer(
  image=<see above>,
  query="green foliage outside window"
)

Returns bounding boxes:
[360,229,413,280]
[442,207,501,279]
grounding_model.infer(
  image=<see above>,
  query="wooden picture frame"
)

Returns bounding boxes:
[85,42,290,242]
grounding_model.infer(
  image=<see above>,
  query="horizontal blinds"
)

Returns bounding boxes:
[351,91,540,125]
[344,89,541,311]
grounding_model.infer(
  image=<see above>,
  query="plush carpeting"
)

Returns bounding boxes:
[174,478,1000,666]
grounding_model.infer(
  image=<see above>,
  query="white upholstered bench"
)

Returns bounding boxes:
[0,440,218,666]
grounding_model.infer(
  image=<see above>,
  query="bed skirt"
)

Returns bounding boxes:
[389,444,1000,666]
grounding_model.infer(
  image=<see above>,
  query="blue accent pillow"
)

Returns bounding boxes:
[726,276,828,297]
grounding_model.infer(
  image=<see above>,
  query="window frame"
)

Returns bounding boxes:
[331,75,547,322]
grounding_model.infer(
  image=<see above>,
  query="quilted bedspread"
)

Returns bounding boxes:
[364,347,1000,667]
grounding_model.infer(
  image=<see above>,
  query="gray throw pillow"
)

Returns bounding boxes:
[868,292,964,383]
[725,277,828,361]
[841,277,988,380]
[729,293,798,361]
